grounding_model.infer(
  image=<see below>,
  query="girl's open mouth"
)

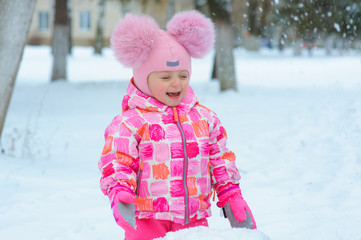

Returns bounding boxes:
[167,92,181,98]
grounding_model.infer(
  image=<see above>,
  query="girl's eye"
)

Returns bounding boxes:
[161,76,170,80]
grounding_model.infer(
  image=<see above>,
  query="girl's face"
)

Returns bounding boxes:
[147,70,190,107]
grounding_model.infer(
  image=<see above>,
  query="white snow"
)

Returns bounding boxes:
[1,46,361,240]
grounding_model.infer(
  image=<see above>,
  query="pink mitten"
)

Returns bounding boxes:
[217,184,257,229]
[109,185,137,232]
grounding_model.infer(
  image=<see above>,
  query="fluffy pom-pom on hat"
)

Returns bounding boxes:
[167,10,215,59]
[111,14,160,68]
[111,10,215,96]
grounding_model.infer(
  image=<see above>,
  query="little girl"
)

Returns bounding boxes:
[98,10,256,240]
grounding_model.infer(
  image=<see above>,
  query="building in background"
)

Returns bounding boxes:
[27,0,194,46]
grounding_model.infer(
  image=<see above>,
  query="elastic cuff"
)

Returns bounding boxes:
[217,185,239,198]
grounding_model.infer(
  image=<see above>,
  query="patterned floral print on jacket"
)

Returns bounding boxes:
[98,80,241,224]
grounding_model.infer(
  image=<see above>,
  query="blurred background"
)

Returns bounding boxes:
[28,0,361,54]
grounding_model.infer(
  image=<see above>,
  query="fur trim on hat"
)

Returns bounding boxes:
[167,10,215,58]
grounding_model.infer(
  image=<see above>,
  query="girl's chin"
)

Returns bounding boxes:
[166,100,181,107]
[164,96,183,107]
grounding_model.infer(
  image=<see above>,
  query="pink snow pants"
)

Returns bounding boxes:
[124,218,208,240]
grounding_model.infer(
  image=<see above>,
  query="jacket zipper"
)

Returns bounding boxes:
[173,107,189,224]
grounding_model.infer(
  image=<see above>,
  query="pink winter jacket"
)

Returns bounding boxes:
[99,80,241,225]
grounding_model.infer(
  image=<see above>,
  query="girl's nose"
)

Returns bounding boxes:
[171,78,181,87]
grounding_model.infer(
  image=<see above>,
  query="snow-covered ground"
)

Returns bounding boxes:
[1,46,361,240]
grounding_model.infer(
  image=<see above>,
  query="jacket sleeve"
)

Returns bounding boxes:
[98,115,139,197]
[208,110,241,192]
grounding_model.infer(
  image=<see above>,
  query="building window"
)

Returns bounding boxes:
[38,11,49,31]
[79,11,91,31]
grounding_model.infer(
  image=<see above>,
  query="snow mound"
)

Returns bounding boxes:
[161,227,270,240]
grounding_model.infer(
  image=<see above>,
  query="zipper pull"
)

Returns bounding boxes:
[172,107,179,122]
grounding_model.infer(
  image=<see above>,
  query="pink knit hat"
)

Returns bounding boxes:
[111,10,215,96]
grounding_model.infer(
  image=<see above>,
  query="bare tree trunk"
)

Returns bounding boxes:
[167,0,176,22]
[0,0,36,140]
[215,19,237,91]
[94,0,106,54]
[244,0,260,51]
[120,0,132,15]
[194,0,209,14]
[68,1,73,54]
[325,34,335,55]
[208,0,237,91]
[211,53,217,80]
[293,30,302,56]
[248,0,258,35]
[120,0,142,15]
[51,0,70,81]
[259,0,272,38]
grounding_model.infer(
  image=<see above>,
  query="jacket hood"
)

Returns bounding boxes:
[122,79,198,114]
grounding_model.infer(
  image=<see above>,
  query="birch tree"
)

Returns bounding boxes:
[0,0,37,140]
[208,0,237,91]
[51,0,70,81]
